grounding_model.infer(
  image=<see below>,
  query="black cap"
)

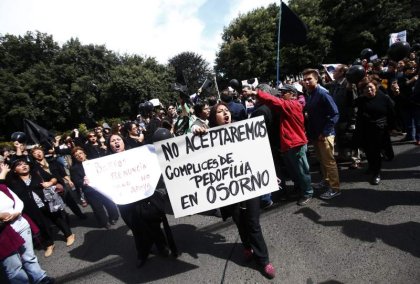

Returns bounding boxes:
[152,128,173,143]
[278,84,298,94]
[11,132,26,143]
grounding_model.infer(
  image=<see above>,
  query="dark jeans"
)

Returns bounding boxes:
[403,105,420,141]
[119,201,167,260]
[363,128,392,175]
[42,209,72,238]
[29,207,54,247]
[119,203,143,260]
[135,214,167,260]
[84,189,119,227]
[231,197,269,266]
[62,184,84,218]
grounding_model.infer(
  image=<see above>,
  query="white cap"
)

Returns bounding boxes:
[292,82,304,94]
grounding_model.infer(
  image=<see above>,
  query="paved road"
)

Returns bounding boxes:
[32,140,420,283]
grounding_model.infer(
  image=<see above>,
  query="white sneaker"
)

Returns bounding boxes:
[320,188,341,200]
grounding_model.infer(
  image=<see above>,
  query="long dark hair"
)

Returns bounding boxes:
[122,121,136,138]
[208,102,229,128]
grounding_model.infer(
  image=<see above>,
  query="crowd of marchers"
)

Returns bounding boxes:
[0,46,419,282]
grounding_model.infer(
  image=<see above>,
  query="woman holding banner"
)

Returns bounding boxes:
[106,133,176,268]
[204,103,276,279]
[70,147,119,229]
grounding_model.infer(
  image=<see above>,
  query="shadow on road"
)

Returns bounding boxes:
[318,188,420,213]
[68,212,106,229]
[295,208,420,258]
[59,222,249,283]
[381,145,420,169]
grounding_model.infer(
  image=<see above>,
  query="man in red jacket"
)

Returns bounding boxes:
[244,84,313,205]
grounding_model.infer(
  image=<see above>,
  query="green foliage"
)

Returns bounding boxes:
[319,0,420,63]
[215,0,420,81]
[0,141,13,150]
[2,1,418,139]
[77,123,89,138]
[215,4,280,83]
[103,56,174,119]
[0,31,59,74]
[168,51,212,96]
[215,1,333,82]
[0,32,201,139]
[285,0,333,71]
[101,117,123,130]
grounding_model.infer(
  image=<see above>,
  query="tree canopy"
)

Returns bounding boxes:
[1,0,419,138]
[214,0,420,83]
[0,32,211,137]
[168,51,213,96]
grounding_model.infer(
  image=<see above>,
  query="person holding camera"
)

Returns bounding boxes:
[122,121,144,149]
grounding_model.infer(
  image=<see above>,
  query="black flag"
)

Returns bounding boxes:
[277,2,307,84]
[23,119,55,149]
[171,67,190,101]
[280,2,307,44]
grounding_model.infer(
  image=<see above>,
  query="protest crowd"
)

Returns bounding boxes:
[0,41,419,283]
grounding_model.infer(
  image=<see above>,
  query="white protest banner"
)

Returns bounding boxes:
[154,116,279,218]
[82,145,161,205]
[389,30,407,46]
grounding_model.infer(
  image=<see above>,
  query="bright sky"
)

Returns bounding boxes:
[0,0,282,66]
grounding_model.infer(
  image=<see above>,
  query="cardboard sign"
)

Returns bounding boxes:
[154,116,279,218]
[83,145,161,205]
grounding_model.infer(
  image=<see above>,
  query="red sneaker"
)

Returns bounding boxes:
[263,263,276,279]
[243,248,253,261]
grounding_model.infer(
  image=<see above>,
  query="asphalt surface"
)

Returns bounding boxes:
[25,139,420,283]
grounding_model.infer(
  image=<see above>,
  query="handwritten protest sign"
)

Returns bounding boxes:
[154,116,279,218]
[83,145,161,205]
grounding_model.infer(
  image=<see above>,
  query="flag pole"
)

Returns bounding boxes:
[213,74,220,101]
[276,0,282,87]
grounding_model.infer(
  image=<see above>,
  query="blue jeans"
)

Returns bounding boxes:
[260,193,272,204]
[403,105,420,141]
[1,224,46,284]
[282,144,313,198]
